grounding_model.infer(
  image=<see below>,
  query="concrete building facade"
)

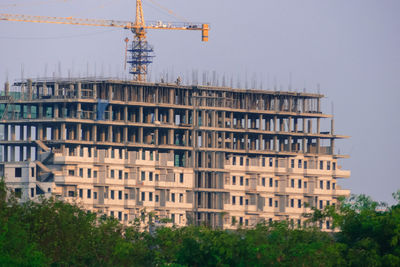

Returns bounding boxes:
[0,78,350,229]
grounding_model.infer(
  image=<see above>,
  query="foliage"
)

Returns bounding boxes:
[0,179,400,266]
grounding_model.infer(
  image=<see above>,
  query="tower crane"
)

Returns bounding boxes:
[0,0,209,82]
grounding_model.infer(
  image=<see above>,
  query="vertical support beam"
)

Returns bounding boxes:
[92,125,97,142]
[61,123,66,140]
[11,125,16,141]
[3,124,8,141]
[4,82,9,96]
[139,106,143,123]
[26,145,31,161]
[3,145,8,162]
[123,127,128,143]
[108,84,113,101]
[77,123,81,141]
[93,84,97,99]
[108,126,113,142]
[28,79,33,100]
[54,82,59,97]
[54,104,59,118]
[139,127,143,144]
[169,108,174,124]
[10,145,15,162]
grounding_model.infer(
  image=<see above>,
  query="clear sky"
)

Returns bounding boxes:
[0,0,399,203]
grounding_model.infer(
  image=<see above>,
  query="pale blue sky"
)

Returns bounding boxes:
[0,0,399,203]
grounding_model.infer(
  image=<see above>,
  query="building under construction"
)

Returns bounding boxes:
[0,78,350,229]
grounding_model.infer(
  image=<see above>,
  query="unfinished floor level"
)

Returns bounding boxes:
[0,78,350,229]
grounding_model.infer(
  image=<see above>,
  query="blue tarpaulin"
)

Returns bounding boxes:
[97,99,109,120]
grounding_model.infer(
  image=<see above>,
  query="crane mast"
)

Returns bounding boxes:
[0,0,209,82]
[129,0,153,82]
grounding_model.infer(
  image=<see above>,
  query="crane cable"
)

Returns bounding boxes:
[144,0,189,23]
[0,0,75,8]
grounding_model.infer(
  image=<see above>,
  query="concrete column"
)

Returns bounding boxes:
[77,103,81,119]
[61,123,66,140]
[169,129,174,145]
[155,129,159,145]
[108,105,112,121]
[108,126,113,142]
[4,124,8,141]
[26,146,31,161]
[26,125,31,140]
[288,136,292,152]
[259,114,263,130]
[266,118,270,131]
[124,86,128,102]
[116,128,121,143]
[69,84,74,99]
[317,118,320,134]
[230,112,234,129]
[169,109,174,124]
[139,127,143,143]
[11,125,16,141]
[274,116,278,132]
[139,106,143,123]
[54,83,59,97]
[124,106,128,122]
[53,127,59,140]
[77,124,81,141]
[10,146,15,162]
[169,88,175,104]
[273,136,278,152]
[77,82,82,99]
[212,111,216,127]
[43,83,48,96]
[92,125,97,142]
[155,108,159,123]
[123,127,128,143]
[54,104,59,118]
[100,128,105,142]
[245,114,248,130]
[3,145,8,162]
[28,79,33,100]
[108,84,113,101]
[91,84,96,99]
[4,82,9,96]
[38,104,43,119]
